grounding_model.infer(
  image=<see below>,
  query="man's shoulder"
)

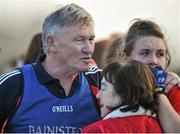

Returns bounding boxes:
[84,66,101,88]
[85,66,102,81]
[0,69,22,86]
[85,66,102,75]
[0,69,23,130]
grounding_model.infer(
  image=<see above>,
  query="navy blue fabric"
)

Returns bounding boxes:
[151,67,167,91]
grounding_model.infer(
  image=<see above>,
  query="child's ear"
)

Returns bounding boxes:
[118,52,128,61]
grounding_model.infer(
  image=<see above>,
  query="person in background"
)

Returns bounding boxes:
[92,39,111,69]
[24,33,44,65]
[82,60,163,133]
[0,3,101,133]
[103,33,124,65]
[93,33,123,69]
[118,18,180,132]
[1,54,25,73]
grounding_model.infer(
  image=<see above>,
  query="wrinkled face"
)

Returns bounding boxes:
[127,36,166,69]
[50,23,95,72]
[96,77,121,118]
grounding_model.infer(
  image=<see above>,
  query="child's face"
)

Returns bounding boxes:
[96,77,121,118]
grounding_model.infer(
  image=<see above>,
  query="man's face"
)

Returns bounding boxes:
[51,23,95,72]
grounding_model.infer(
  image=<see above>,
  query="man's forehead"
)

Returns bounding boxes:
[54,26,94,40]
[60,23,94,33]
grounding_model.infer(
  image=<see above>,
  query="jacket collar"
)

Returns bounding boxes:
[103,105,156,120]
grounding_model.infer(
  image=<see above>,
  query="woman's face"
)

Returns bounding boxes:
[96,77,121,118]
[127,36,166,69]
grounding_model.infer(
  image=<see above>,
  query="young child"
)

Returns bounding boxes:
[82,60,163,133]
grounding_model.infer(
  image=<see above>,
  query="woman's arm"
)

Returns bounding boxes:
[158,94,180,132]
[165,72,180,92]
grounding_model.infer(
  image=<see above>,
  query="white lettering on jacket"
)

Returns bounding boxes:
[28,125,82,133]
[52,105,73,112]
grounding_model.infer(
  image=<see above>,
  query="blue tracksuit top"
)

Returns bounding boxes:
[7,64,101,133]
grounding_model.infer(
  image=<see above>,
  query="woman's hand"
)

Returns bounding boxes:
[166,72,180,92]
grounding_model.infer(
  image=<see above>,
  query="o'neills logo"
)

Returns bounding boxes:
[52,105,73,112]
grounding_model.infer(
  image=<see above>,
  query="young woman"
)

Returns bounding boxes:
[82,60,163,133]
[119,19,180,132]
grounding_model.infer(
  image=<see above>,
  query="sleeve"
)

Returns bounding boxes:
[85,65,102,114]
[82,123,102,133]
[166,85,180,114]
[0,69,23,131]
[85,65,102,90]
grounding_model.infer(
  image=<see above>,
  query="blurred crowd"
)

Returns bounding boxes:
[1,31,180,76]
[0,33,44,73]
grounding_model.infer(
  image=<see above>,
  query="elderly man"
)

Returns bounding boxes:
[0,3,101,133]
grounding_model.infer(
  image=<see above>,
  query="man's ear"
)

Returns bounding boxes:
[47,36,57,53]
